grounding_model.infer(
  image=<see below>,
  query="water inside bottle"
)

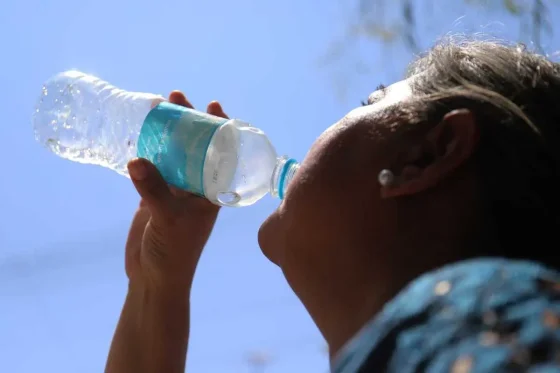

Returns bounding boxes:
[216,191,242,205]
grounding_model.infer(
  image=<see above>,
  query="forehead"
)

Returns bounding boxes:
[345,76,415,123]
[319,76,417,141]
[368,78,414,108]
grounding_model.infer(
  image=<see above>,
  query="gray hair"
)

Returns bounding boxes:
[400,39,560,265]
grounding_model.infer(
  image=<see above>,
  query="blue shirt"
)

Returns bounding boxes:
[332,259,560,373]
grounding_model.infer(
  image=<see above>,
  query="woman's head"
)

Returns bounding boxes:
[405,41,560,260]
[258,39,560,349]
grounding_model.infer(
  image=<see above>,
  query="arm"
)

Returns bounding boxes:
[105,284,190,373]
[105,91,227,373]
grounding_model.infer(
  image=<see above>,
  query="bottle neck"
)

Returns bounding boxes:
[271,156,300,200]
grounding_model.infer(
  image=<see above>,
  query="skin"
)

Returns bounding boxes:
[105,92,224,373]
[106,79,488,372]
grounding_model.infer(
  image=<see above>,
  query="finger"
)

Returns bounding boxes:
[139,198,149,208]
[124,205,151,278]
[169,90,194,109]
[207,101,229,119]
[169,185,201,198]
[127,158,176,223]
[127,206,151,249]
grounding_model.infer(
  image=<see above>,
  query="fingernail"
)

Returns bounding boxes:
[128,159,148,180]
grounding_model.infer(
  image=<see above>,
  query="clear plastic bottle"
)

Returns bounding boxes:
[32,70,299,207]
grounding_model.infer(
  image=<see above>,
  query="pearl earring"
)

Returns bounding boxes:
[378,169,394,187]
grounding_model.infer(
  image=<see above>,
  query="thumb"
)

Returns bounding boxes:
[127,158,175,224]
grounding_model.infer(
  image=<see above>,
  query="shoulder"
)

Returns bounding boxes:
[332,259,560,373]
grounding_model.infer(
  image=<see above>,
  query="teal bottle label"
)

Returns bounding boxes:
[137,102,226,196]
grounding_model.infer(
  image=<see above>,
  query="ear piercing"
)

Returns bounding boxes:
[378,169,394,187]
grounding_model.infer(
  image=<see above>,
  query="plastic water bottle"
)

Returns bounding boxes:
[32,70,299,207]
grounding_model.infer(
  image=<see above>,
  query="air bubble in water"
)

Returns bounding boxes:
[217,191,241,206]
[33,70,166,177]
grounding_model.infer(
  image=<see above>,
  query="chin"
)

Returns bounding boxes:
[258,213,283,266]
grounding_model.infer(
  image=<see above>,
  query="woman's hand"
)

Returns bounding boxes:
[105,91,228,373]
[125,90,227,293]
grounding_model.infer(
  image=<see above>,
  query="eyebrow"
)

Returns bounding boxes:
[368,88,387,105]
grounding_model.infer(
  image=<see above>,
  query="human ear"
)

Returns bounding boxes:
[381,109,479,198]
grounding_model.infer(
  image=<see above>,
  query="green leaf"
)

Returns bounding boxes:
[503,0,522,15]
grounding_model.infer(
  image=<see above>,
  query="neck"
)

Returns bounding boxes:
[307,237,494,360]
[294,251,400,360]
[318,281,391,359]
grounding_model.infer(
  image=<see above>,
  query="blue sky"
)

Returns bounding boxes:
[1,1,558,372]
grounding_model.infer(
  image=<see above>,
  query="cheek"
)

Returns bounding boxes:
[258,128,367,264]
[257,152,337,265]
[280,161,358,247]
[278,177,373,290]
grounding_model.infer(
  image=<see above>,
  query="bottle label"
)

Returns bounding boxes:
[137,102,226,196]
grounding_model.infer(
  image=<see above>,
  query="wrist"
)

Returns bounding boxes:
[106,279,191,373]
[127,278,191,307]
